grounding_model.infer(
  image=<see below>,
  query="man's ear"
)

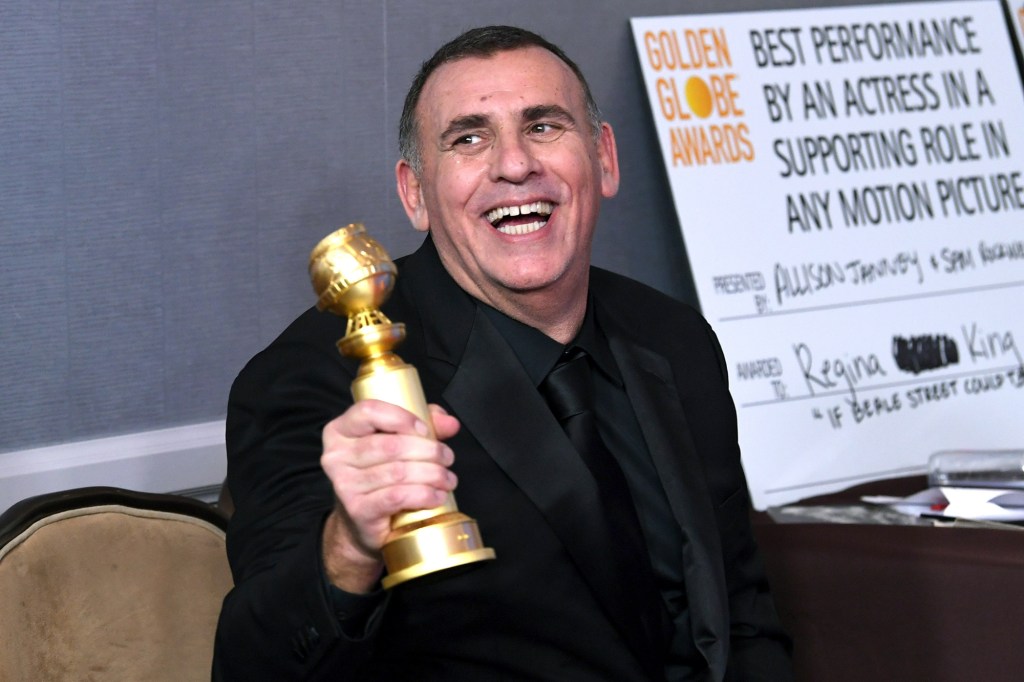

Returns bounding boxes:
[395,159,430,232]
[597,122,620,199]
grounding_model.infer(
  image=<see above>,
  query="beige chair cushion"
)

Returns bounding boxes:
[0,505,232,682]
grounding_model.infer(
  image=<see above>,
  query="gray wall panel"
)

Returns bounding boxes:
[61,1,166,438]
[156,0,258,412]
[0,4,70,445]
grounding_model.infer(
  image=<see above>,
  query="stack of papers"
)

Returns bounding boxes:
[863,487,1024,523]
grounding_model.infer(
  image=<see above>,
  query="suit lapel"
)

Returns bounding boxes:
[602,313,729,671]
[442,306,665,671]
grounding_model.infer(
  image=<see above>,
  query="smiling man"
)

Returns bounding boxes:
[214,26,792,681]
[395,43,618,344]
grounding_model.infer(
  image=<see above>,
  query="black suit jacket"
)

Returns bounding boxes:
[214,238,791,681]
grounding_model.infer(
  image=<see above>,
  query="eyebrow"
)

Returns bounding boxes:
[522,104,576,126]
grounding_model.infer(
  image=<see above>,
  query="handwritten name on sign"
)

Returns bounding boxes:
[632,2,1024,508]
[792,322,1023,428]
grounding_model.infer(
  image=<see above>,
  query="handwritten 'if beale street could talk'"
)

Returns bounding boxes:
[632,2,1024,508]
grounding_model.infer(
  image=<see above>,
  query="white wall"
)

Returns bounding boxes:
[0,422,226,509]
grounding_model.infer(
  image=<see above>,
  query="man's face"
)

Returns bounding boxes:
[396,46,619,314]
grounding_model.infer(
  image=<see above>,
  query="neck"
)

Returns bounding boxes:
[431,243,591,344]
[485,278,588,344]
[509,297,586,344]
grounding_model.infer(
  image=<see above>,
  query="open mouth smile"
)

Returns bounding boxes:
[485,201,554,235]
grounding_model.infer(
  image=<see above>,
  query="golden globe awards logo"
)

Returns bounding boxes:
[641,27,754,166]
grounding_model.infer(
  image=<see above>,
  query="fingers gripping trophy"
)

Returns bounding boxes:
[309,223,496,589]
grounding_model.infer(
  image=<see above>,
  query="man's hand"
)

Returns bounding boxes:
[320,400,460,592]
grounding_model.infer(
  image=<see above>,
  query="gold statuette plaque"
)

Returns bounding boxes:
[309,223,495,589]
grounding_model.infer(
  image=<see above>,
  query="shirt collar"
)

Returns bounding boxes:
[479,297,622,388]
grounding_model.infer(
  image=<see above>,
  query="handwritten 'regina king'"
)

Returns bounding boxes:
[798,323,1024,428]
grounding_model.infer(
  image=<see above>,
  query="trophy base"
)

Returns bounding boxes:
[380,512,496,589]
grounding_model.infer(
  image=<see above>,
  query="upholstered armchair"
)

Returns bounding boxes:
[0,487,232,681]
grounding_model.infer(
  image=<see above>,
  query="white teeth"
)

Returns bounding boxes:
[486,201,553,225]
[497,220,546,235]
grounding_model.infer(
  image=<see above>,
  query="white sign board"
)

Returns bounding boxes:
[631,1,1024,509]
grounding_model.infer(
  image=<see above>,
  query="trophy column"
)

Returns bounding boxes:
[309,223,495,589]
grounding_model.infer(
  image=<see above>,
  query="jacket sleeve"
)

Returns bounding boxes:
[703,322,794,681]
[592,269,794,680]
[212,333,387,681]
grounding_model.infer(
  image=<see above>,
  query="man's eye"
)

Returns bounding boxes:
[444,131,490,156]
[528,123,565,141]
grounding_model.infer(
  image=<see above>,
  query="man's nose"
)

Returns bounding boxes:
[489,131,540,183]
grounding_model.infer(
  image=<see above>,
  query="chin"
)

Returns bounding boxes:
[502,272,571,295]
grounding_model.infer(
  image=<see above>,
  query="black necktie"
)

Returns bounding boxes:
[541,349,639,513]
[540,347,667,671]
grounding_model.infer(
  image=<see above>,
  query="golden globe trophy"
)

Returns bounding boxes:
[309,223,495,589]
